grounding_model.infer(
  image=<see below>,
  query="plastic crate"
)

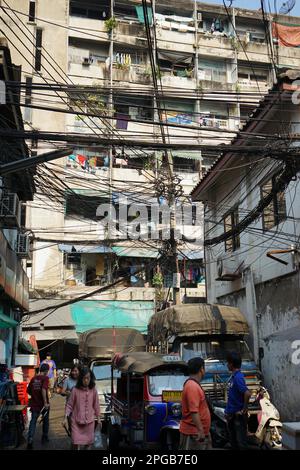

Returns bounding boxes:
[16,382,28,421]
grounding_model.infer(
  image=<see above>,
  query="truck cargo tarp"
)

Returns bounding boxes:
[79,328,146,358]
[71,300,155,334]
[148,303,249,343]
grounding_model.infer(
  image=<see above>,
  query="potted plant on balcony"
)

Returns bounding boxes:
[105,16,117,33]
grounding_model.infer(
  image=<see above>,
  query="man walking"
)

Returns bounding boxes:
[41,352,57,394]
[27,363,50,449]
[179,357,212,450]
[225,351,251,450]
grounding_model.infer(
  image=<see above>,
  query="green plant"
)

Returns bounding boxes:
[152,272,164,287]
[230,36,241,52]
[115,62,129,70]
[105,16,117,33]
[235,82,241,93]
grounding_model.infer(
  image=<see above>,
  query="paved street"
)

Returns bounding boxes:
[19,394,71,450]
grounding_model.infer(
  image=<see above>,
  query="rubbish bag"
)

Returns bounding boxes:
[94,426,103,449]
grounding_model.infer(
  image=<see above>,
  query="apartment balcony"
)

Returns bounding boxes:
[156,26,195,54]
[198,79,234,92]
[160,72,196,90]
[68,58,107,84]
[69,15,107,42]
[54,285,206,302]
[108,63,152,88]
[115,20,147,48]
[237,79,270,93]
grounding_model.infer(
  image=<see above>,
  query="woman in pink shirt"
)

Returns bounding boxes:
[63,367,101,449]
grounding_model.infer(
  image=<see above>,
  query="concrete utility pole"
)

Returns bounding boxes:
[107,0,114,283]
[142,0,181,305]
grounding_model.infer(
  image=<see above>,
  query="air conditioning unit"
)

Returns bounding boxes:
[0,193,21,227]
[82,57,93,66]
[217,258,244,281]
[15,233,30,258]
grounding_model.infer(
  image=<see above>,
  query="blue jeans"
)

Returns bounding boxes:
[28,410,49,442]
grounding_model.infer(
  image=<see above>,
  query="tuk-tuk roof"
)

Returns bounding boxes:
[112,352,187,374]
[148,303,249,343]
[79,328,146,359]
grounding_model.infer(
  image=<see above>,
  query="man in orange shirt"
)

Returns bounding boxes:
[179,357,212,450]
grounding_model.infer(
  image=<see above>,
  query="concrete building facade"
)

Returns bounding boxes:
[2,1,300,357]
[191,75,300,421]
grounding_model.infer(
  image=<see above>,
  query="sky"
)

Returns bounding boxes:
[203,0,300,17]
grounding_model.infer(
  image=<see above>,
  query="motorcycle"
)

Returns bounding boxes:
[55,368,70,394]
[255,387,282,449]
[210,387,282,450]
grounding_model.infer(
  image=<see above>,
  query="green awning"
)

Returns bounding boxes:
[172,150,202,160]
[112,246,159,258]
[0,312,18,329]
[71,300,155,334]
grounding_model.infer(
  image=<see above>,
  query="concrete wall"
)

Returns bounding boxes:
[204,104,300,420]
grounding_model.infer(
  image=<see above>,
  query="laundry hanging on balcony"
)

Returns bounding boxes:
[272,21,300,47]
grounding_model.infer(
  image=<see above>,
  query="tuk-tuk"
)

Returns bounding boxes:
[107,352,188,450]
[79,328,146,422]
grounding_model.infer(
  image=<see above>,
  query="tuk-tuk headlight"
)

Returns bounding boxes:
[145,405,157,416]
[171,403,182,417]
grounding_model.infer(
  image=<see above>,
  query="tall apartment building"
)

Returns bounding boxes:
[1,0,300,360]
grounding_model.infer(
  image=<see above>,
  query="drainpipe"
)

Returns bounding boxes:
[245,267,260,364]
[194,0,201,172]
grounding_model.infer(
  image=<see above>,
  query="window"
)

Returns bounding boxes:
[65,192,109,220]
[224,209,240,252]
[24,76,32,122]
[35,28,43,71]
[29,1,36,22]
[64,252,81,269]
[261,174,286,231]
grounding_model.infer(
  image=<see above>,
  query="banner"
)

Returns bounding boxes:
[272,21,300,47]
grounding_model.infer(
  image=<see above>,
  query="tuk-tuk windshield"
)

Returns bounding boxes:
[181,339,253,362]
[148,369,187,396]
[92,364,120,381]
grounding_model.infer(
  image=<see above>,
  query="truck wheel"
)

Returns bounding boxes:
[107,424,121,450]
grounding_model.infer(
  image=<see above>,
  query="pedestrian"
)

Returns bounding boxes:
[41,352,57,395]
[179,357,212,450]
[26,363,50,449]
[63,366,101,450]
[225,351,251,450]
[61,365,80,444]
[62,365,80,401]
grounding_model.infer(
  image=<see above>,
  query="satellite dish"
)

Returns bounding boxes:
[279,0,296,14]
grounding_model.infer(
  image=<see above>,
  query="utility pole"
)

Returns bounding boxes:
[107,0,114,283]
[142,0,181,305]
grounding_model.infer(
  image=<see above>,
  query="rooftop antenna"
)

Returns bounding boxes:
[279,0,296,14]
